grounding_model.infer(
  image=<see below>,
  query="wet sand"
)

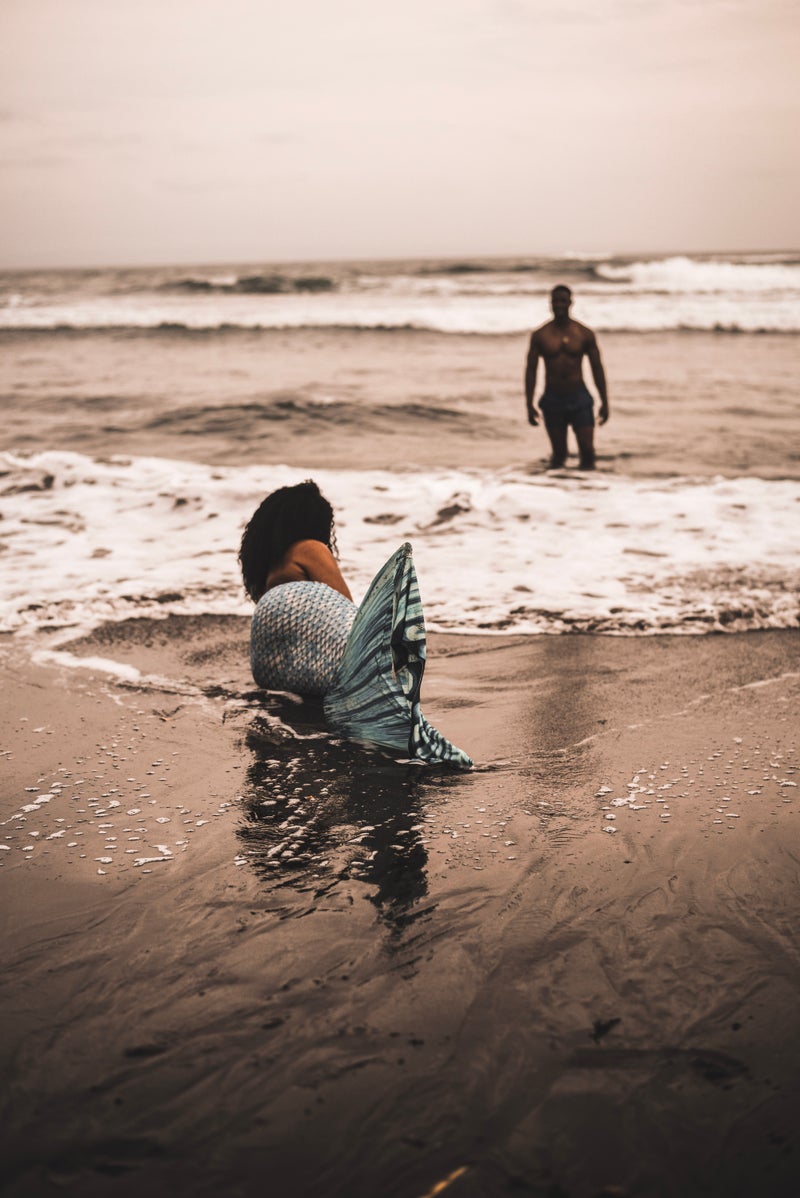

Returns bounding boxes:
[2,625,799,1197]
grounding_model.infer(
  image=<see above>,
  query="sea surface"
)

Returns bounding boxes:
[1,250,799,654]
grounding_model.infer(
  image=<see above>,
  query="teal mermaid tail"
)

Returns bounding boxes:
[324,544,472,767]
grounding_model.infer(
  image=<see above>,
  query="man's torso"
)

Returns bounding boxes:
[534,318,593,394]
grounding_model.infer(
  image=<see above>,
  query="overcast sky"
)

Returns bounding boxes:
[1,0,797,268]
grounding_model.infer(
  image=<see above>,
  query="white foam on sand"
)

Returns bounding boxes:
[1,450,799,639]
[32,651,144,683]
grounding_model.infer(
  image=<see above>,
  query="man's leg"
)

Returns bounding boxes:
[544,419,568,468]
[575,424,596,470]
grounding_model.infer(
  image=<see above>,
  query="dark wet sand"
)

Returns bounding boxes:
[1,626,799,1198]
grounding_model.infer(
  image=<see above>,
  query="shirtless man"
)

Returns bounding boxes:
[525,284,609,469]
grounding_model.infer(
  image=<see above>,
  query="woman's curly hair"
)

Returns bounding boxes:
[238,479,338,602]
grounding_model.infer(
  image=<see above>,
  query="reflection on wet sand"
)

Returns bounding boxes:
[237,694,468,935]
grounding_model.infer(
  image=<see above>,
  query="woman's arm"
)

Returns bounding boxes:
[276,539,353,600]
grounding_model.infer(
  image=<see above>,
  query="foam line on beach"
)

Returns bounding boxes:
[33,649,145,684]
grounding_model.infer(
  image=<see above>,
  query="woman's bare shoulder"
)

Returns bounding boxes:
[289,539,337,569]
[284,540,352,599]
[263,540,330,591]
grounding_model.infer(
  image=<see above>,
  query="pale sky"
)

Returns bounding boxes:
[1,0,797,268]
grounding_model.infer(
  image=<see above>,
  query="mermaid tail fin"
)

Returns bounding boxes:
[324,544,472,768]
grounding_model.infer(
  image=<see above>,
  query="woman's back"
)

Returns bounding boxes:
[264,538,352,599]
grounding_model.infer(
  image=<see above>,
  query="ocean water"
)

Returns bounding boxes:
[2,250,800,333]
[1,250,799,651]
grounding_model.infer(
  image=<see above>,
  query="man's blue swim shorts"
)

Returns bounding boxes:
[539,383,595,430]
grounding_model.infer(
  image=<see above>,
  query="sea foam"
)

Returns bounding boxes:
[1,451,798,639]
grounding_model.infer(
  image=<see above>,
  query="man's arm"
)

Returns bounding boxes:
[586,335,609,425]
[525,334,539,426]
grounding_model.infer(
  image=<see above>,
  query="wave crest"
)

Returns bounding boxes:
[165,273,335,295]
[595,255,800,293]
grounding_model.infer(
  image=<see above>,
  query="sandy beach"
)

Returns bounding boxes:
[2,619,799,1197]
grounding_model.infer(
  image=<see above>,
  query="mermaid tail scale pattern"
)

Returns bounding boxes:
[250,581,356,696]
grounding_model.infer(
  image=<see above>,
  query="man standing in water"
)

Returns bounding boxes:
[525,284,609,469]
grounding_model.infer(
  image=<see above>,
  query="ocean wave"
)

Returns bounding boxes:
[0,321,427,337]
[1,318,798,338]
[141,397,480,435]
[3,252,800,334]
[595,255,800,293]
[164,273,336,295]
[2,451,798,641]
[415,262,494,275]
[413,258,603,279]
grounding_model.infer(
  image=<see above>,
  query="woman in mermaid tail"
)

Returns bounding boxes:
[239,480,472,767]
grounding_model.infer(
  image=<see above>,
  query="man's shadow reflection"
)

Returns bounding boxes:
[237,694,449,935]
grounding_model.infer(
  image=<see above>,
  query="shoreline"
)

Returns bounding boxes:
[2,626,799,1195]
